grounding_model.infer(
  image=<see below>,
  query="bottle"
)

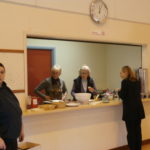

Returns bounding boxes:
[31,97,38,108]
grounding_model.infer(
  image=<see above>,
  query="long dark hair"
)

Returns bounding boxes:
[122,66,137,81]
[0,63,5,70]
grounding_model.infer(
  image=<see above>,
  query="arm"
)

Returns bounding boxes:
[62,81,67,100]
[118,80,128,100]
[62,92,67,101]
[0,103,6,149]
[19,123,24,142]
[92,79,98,93]
[8,90,25,142]
[34,80,49,100]
[71,82,76,100]
[88,79,98,94]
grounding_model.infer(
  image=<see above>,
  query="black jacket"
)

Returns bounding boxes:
[71,76,97,99]
[0,82,22,139]
[118,79,145,121]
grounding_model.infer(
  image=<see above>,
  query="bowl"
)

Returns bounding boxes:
[51,100,66,108]
[39,104,56,110]
[75,93,91,104]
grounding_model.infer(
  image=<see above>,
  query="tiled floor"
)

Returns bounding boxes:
[142,144,150,150]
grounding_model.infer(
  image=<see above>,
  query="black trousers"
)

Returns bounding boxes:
[0,138,17,150]
[125,119,142,150]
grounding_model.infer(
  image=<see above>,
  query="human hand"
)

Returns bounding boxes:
[116,88,120,92]
[45,96,51,100]
[0,138,6,150]
[62,92,67,101]
[19,127,24,142]
[88,87,95,93]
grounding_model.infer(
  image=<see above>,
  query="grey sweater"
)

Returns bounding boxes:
[35,77,67,100]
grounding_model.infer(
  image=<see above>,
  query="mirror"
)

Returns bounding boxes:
[27,38,142,98]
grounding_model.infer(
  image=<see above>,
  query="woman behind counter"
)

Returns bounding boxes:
[118,66,145,150]
[0,63,24,150]
[35,65,67,101]
[71,65,97,100]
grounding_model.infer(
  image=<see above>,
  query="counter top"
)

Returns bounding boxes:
[23,98,150,117]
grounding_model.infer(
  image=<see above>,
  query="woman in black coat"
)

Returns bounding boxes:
[71,65,97,100]
[118,66,145,150]
[0,63,24,150]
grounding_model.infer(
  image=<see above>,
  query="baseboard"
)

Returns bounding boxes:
[110,139,150,150]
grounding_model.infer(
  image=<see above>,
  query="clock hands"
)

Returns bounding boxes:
[99,3,103,14]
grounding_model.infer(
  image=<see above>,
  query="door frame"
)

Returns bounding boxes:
[27,46,56,65]
[26,46,56,95]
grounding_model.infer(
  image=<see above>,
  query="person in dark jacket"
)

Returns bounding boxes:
[71,65,97,100]
[35,65,67,101]
[0,63,24,150]
[118,66,145,150]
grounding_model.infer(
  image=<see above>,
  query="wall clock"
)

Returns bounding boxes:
[90,0,108,24]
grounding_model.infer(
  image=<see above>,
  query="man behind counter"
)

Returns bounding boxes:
[35,65,67,101]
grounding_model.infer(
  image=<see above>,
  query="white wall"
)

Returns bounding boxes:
[0,52,25,90]
[105,44,142,89]
[4,0,150,24]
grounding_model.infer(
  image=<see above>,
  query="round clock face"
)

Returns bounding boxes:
[90,0,108,24]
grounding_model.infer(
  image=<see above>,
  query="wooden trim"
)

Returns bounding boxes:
[110,139,150,150]
[143,139,150,145]
[13,89,25,93]
[0,49,24,53]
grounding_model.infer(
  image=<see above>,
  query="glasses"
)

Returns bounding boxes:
[81,72,88,75]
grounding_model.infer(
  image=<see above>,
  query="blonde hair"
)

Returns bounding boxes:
[122,66,137,81]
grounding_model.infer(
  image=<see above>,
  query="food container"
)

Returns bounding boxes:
[31,97,38,108]
[38,104,56,110]
[51,100,66,108]
[74,93,91,104]
[27,96,39,109]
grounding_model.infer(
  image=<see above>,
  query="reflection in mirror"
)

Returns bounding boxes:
[27,38,142,98]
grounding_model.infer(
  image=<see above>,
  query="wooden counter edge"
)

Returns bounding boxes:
[23,99,150,117]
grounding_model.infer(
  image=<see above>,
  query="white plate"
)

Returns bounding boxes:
[43,100,52,104]
[52,100,63,103]
[89,99,95,102]
[66,102,80,107]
